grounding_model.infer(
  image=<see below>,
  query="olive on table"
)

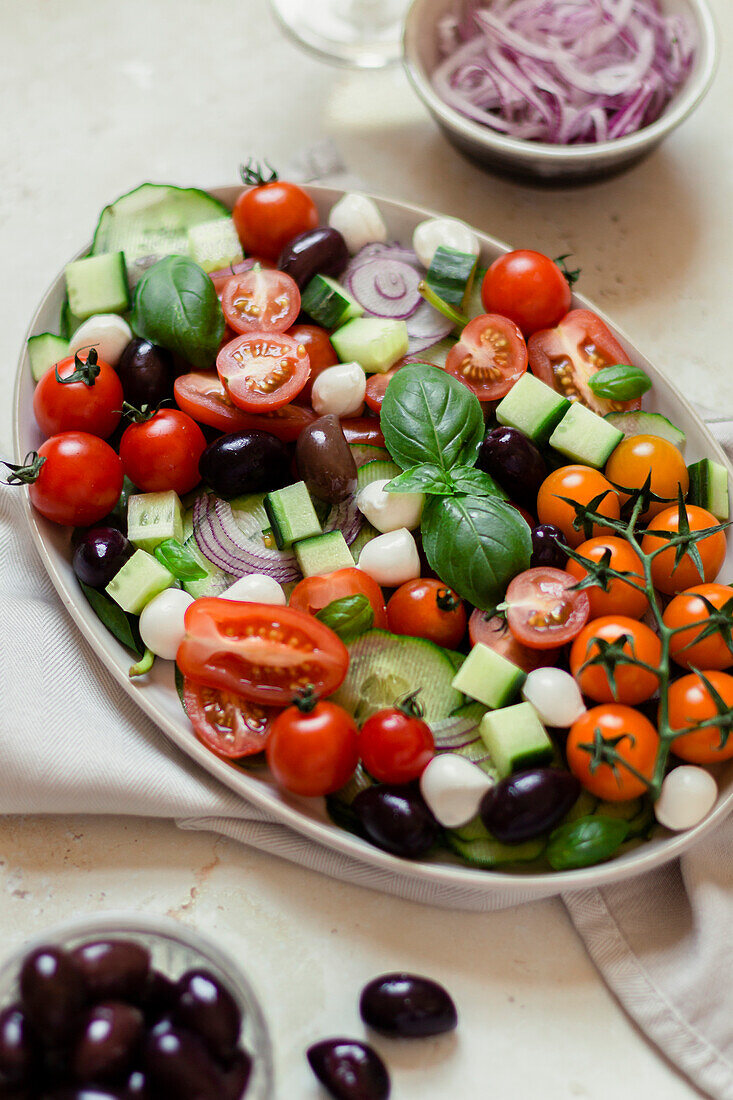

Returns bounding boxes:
[221,1048,253,1100]
[115,338,175,408]
[72,527,134,589]
[296,414,358,503]
[352,786,439,859]
[140,969,178,1024]
[19,946,85,1041]
[480,768,581,843]
[278,226,349,290]
[0,1004,35,1083]
[530,523,567,570]
[71,939,151,1003]
[359,974,457,1038]
[198,429,291,499]
[477,426,547,509]
[173,969,241,1062]
[72,1002,144,1082]
[307,1038,390,1100]
[144,1023,225,1099]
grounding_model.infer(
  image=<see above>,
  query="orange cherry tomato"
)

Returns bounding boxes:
[605,435,689,520]
[570,616,661,705]
[387,579,467,649]
[565,537,648,619]
[537,466,621,549]
[664,584,733,670]
[642,504,726,596]
[567,704,659,801]
[666,671,733,764]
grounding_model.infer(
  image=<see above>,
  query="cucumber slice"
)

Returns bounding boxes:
[444,816,546,868]
[230,492,269,534]
[562,791,599,824]
[349,443,391,468]
[414,335,458,371]
[331,317,409,374]
[349,521,379,564]
[27,333,69,383]
[451,643,526,710]
[295,530,354,576]
[687,458,729,521]
[301,274,363,329]
[549,402,624,468]
[604,410,686,451]
[65,252,130,321]
[186,218,243,274]
[331,629,463,724]
[495,372,570,444]
[356,459,401,492]
[264,481,322,549]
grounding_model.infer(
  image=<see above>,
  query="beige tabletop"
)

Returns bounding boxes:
[1,1,730,1095]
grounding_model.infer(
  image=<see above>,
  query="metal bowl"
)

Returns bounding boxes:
[403,0,718,182]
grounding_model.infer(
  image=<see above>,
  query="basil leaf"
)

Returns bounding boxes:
[385,463,453,496]
[316,594,374,641]
[547,816,629,871]
[449,467,508,499]
[78,581,143,656]
[588,364,651,401]
[131,255,224,370]
[381,363,484,472]
[422,494,531,610]
[154,538,207,580]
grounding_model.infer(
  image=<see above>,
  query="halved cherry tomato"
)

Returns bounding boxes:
[664,584,733,670]
[642,504,726,595]
[468,611,559,672]
[506,567,590,650]
[570,616,661,704]
[339,417,386,448]
[387,579,466,649]
[287,324,339,404]
[444,314,528,401]
[605,435,689,520]
[33,350,123,440]
[177,599,349,706]
[667,671,733,764]
[183,678,278,759]
[266,697,359,797]
[210,258,274,298]
[537,466,621,548]
[567,705,659,801]
[528,309,641,416]
[119,408,206,495]
[174,371,316,441]
[365,363,404,414]
[216,332,310,412]
[18,432,123,527]
[565,537,648,620]
[232,172,318,262]
[358,698,435,785]
[480,250,572,337]
[221,268,300,335]
[289,567,388,629]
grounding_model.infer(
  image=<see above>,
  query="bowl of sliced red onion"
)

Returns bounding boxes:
[403,0,717,181]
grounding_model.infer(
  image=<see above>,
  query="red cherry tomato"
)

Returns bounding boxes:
[174,371,316,441]
[216,332,310,413]
[221,268,301,335]
[386,579,466,649]
[339,417,386,448]
[232,173,318,262]
[506,567,590,650]
[19,432,123,527]
[33,350,123,440]
[481,250,572,337]
[266,696,359,796]
[209,257,274,298]
[119,408,206,495]
[358,697,435,784]
[289,568,388,629]
[444,314,528,401]
[468,611,559,673]
[287,324,339,404]
[364,363,404,414]
[183,678,278,759]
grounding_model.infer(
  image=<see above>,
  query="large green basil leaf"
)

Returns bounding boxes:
[131,255,224,370]
[547,816,629,871]
[449,467,507,499]
[380,363,484,472]
[422,494,531,610]
[385,463,453,496]
[588,364,651,401]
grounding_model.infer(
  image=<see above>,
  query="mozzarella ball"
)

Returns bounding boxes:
[412,217,480,270]
[358,528,421,587]
[220,574,286,604]
[328,193,388,254]
[356,478,424,533]
[311,361,366,418]
[420,753,494,828]
[139,588,194,660]
[68,314,133,367]
[521,667,586,727]
[654,766,718,832]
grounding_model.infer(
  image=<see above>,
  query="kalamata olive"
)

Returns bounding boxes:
[44,1090,125,1100]
[352,786,439,859]
[477,427,547,509]
[198,430,291,499]
[278,226,349,290]
[173,969,241,1062]
[140,969,178,1024]
[19,946,85,1041]
[71,940,151,1004]
[115,338,174,408]
[531,524,567,570]
[296,414,358,503]
[122,1071,148,1098]
[359,974,457,1038]
[479,768,581,843]
[307,1038,390,1100]
[72,527,135,589]
[221,1048,253,1100]
[144,1024,225,1099]
[0,1004,35,1083]
[71,1001,144,1082]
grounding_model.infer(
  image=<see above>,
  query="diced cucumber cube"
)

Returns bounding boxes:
[106,549,175,614]
[451,643,526,710]
[549,402,624,468]
[64,252,130,321]
[688,458,730,521]
[331,317,409,374]
[295,530,354,577]
[425,246,477,310]
[27,333,69,383]
[186,218,244,273]
[301,275,363,330]
[265,481,322,549]
[479,702,554,779]
[495,373,570,444]
[127,491,184,554]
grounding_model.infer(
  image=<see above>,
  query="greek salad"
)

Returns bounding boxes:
[11,167,733,874]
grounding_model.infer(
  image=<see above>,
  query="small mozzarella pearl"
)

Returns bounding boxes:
[356,478,424,533]
[328,193,388,254]
[357,528,421,586]
[68,314,133,367]
[220,574,286,604]
[654,766,718,831]
[139,588,194,660]
[522,667,586,727]
[311,362,366,417]
[420,753,494,828]
[412,217,480,270]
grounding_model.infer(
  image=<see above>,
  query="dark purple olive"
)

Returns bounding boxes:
[480,768,581,843]
[198,429,291,499]
[173,969,241,1062]
[307,1039,390,1100]
[122,1071,148,1098]
[71,1001,144,1082]
[296,414,358,503]
[72,527,134,589]
[531,524,567,570]
[140,969,178,1025]
[477,426,547,509]
[44,1090,125,1100]
[278,226,349,290]
[0,1004,35,1083]
[19,946,85,1041]
[221,1048,252,1100]
[359,974,457,1038]
[143,1025,225,1099]
[115,338,174,408]
[352,786,439,859]
[72,940,151,1004]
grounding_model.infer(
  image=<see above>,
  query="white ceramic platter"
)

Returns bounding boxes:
[13,184,733,901]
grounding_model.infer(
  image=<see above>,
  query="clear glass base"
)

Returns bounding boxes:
[269,0,407,69]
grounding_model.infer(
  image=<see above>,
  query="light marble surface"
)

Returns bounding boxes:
[1,0,730,1095]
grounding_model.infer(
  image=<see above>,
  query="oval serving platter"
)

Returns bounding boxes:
[13,184,733,901]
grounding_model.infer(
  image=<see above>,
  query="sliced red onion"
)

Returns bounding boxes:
[344,259,422,319]
[431,714,481,748]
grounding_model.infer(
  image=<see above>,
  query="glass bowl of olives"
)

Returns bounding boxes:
[0,911,274,1099]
